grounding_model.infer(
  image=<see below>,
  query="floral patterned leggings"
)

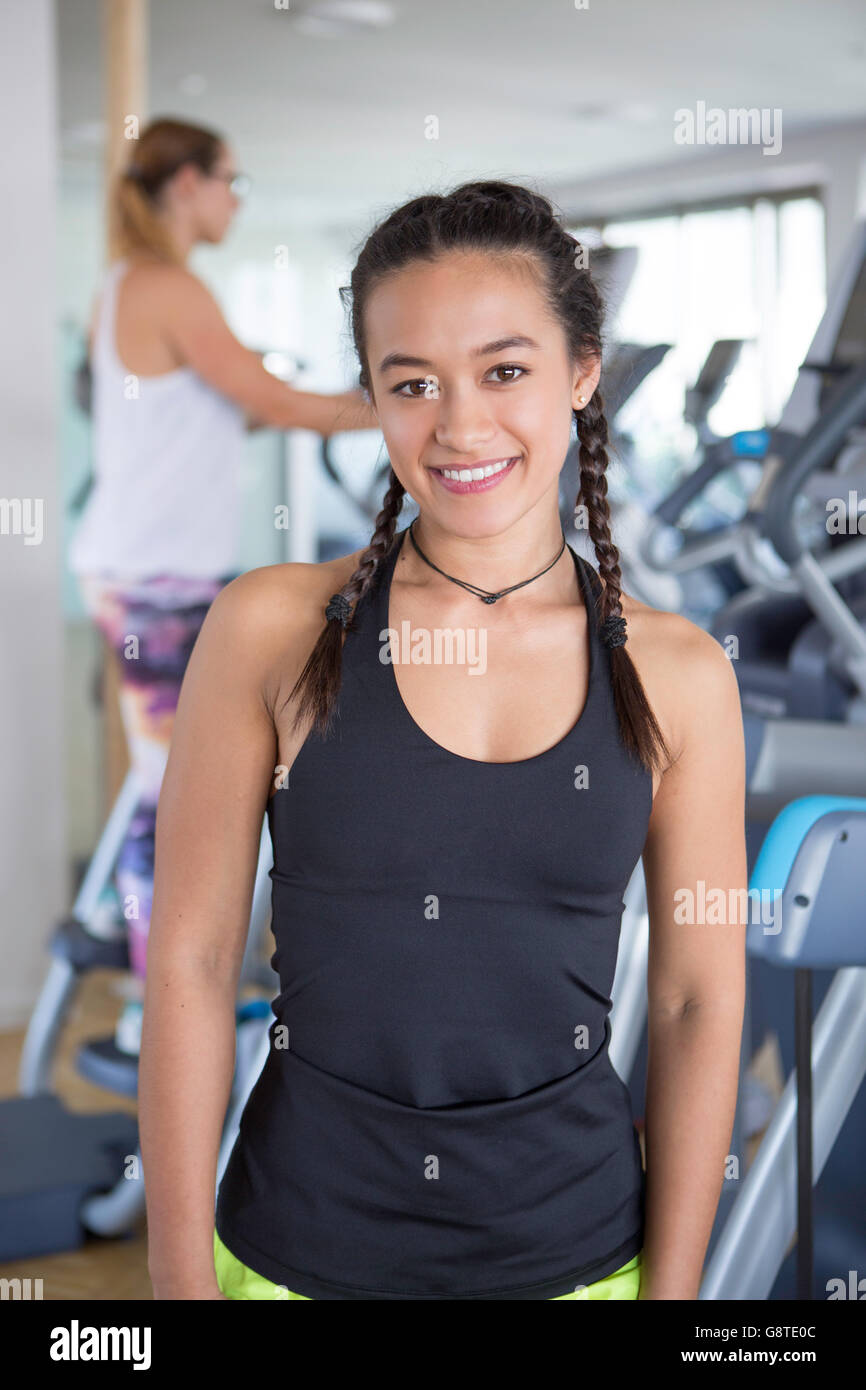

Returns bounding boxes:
[78,571,236,977]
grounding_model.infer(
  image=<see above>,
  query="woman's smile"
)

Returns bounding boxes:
[428,454,521,494]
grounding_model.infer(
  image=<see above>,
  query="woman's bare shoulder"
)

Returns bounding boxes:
[212,549,367,631]
[205,549,369,701]
[619,587,742,768]
[117,258,223,319]
[121,257,208,303]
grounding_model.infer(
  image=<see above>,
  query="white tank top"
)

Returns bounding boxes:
[68,259,246,579]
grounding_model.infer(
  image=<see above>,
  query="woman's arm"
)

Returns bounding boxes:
[157,266,378,434]
[638,624,748,1300]
[138,566,304,1299]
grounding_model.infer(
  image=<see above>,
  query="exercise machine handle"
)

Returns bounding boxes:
[760,362,866,564]
[653,429,769,526]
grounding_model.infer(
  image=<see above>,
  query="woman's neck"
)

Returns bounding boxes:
[404,516,572,607]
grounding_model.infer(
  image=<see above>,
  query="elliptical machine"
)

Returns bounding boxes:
[614,328,866,1298]
[700,360,866,1297]
[639,217,866,643]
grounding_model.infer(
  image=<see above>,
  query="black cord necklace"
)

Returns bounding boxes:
[407,516,567,604]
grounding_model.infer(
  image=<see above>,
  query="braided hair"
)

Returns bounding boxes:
[287,180,672,776]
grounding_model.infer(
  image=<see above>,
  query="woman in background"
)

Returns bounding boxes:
[69,117,376,1054]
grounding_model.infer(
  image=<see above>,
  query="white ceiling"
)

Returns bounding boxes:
[58,0,866,231]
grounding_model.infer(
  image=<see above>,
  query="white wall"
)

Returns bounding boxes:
[0,0,62,1026]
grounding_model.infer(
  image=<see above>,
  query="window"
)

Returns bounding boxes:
[576,194,827,507]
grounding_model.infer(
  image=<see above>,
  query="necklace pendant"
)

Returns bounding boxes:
[407,519,568,607]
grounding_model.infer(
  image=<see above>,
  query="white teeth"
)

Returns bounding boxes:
[441,458,514,482]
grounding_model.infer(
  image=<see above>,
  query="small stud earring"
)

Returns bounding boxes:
[577,394,586,404]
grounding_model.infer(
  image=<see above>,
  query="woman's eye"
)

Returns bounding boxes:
[490,364,527,383]
[394,379,432,397]
[392,364,527,396]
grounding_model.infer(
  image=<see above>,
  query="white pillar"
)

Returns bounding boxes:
[0,0,62,1025]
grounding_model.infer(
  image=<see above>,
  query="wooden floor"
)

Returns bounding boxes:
[0,969,782,1300]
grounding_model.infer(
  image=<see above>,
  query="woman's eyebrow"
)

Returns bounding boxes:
[378,335,542,373]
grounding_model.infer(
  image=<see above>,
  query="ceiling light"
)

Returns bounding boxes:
[571,103,610,121]
[287,1,396,38]
[572,101,658,123]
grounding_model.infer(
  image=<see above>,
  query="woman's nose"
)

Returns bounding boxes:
[433,391,497,453]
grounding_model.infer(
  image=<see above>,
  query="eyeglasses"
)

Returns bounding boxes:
[210,170,252,198]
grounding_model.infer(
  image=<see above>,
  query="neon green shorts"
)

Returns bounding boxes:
[213,1228,642,1300]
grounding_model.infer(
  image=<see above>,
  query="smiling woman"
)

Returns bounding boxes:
[141,178,747,1303]
[292,184,669,771]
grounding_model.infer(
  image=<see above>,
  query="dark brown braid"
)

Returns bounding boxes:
[286,466,405,738]
[286,179,672,776]
[576,391,672,774]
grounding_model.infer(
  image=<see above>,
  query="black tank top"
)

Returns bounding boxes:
[216,525,653,1299]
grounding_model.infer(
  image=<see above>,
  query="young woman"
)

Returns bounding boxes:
[140,180,747,1301]
[69,118,376,1052]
